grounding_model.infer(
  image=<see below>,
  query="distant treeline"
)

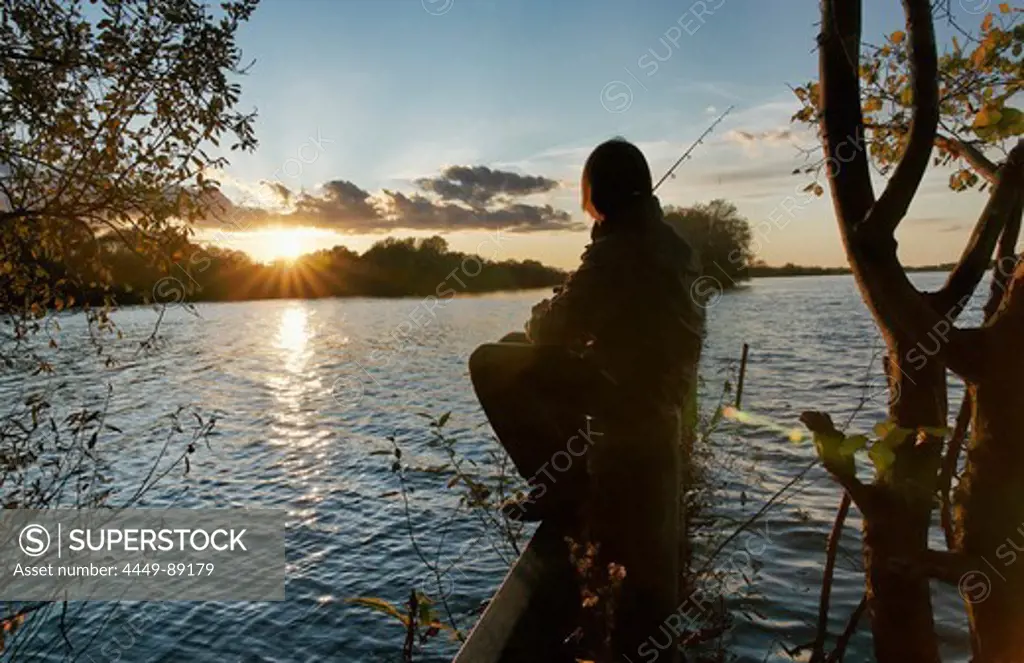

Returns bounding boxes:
[17,234,568,309]
[747,261,957,278]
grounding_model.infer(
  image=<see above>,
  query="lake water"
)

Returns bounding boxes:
[4,273,983,662]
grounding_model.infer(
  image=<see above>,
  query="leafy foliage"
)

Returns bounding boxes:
[803,414,948,481]
[349,412,526,661]
[0,0,259,319]
[791,4,1022,192]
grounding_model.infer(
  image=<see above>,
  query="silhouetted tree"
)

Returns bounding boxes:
[664,199,753,287]
[793,3,1023,661]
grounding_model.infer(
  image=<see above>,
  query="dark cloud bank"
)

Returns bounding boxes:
[201,165,584,234]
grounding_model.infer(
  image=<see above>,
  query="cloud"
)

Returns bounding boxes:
[694,162,801,186]
[904,216,966,233]
[377,190,579,233]
[724,128,797,146]
[196,166,583,234]
[415,165,560,206]
[293,179,382,228]
[260,181,294,204]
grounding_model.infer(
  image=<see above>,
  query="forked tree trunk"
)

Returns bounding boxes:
[811,0,998,658]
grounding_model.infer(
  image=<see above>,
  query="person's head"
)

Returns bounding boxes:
[581,137,653,222]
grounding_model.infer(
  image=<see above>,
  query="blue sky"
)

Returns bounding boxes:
[205,0,1008,269]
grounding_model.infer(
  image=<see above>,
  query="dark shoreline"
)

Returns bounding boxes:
[748,264,955,278]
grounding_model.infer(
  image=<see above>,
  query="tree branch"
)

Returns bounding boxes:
[861,0,939,237]
[919,549,974,585]
[935,134,998,182]
[818,0,875,232]
[932,140,1024,316]
[811,492,853,663]
[940,392,972,549]
[826,594,868,663]
[0,50,87,68]
[984,183,1024,321]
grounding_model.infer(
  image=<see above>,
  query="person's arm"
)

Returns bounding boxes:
[526,237,614,345]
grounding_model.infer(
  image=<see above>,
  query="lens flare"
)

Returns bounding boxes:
[720,405,808,443]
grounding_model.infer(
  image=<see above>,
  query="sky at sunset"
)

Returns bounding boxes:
[202,0,1007,270]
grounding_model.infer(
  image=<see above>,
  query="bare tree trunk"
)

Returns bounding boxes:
[955,205,1024,662]
[861,346,946,663]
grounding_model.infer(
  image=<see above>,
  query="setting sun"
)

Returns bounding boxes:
[244,227,328,263]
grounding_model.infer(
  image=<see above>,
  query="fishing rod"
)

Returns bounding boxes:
[652,104,734,192]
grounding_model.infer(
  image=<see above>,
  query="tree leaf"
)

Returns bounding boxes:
[839,434,869,455]
[814,431,855,477]
[868,442,897,476]
[996,107,1023,135]
[873,419,896,438]
[346,597,409,626]
[974,106,1002,128]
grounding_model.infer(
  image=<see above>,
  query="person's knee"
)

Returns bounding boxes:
[468,344,498,379]
[469,343,526,383]
[499,331,529,343]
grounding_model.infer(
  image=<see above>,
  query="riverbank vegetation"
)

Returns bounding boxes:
[52,234,568,307]
[747,261,958,278]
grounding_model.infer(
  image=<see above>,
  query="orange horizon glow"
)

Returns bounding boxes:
[232,227,334,264]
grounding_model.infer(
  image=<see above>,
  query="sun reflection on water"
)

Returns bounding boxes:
[277,306,310,369]
[267,305,324,448]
